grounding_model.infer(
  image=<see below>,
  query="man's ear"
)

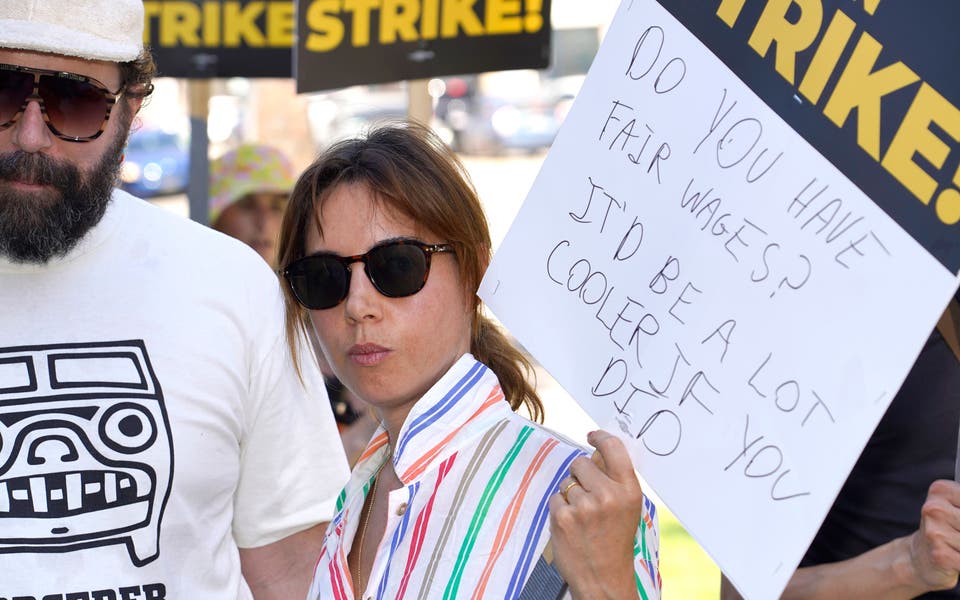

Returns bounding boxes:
[127,96,144,116]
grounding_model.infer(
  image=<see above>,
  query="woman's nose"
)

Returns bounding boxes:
[342,264,383,322]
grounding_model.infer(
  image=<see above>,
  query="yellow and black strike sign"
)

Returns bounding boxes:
[295,0,552,93]
[665,0,960,272]
[143,1,298,77]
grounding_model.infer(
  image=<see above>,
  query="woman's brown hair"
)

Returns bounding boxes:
[277,120,543,421]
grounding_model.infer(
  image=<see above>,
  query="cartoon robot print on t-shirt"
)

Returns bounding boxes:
[0,341,173,567]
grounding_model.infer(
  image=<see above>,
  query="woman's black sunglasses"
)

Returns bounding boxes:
[283,239,455,310]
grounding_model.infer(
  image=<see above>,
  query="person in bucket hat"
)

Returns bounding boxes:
[0,1,348,598]
[209,143,295,269]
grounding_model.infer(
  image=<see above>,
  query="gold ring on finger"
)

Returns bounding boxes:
[561,479,581,503]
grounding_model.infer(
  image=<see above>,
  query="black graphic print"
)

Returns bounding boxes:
[0,341,173,566]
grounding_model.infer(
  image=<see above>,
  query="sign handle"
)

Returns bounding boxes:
[187,80,212,225]
[407,79,432,128]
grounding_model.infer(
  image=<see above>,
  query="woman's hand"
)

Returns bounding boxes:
[549,430,646,599]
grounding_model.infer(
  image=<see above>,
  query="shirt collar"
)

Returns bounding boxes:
[357,354,512,485]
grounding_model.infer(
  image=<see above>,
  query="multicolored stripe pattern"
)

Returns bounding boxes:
[308,355,661,600]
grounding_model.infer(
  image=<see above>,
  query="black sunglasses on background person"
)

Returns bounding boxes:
[283,238,455,310]
[0,63,152,142]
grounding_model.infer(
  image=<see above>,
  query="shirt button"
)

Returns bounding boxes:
[396,502,408,516]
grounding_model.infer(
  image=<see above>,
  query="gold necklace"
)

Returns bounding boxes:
[354,463,384,597]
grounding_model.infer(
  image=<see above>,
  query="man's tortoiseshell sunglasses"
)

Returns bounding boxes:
[0,63,138,142]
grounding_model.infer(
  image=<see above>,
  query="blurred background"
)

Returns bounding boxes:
[135,1,721,596]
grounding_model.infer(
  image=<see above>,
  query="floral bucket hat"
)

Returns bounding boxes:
[208,144,296,223]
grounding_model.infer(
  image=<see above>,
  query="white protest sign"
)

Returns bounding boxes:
[480,1,960,598]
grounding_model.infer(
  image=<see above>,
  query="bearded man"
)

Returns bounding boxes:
[0,1,348,598]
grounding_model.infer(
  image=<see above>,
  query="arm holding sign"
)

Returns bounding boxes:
[721,481,960,600]
[550,430,661,599]
[777,304,960,600]
[722,305,960,600]
[783,480,960,599]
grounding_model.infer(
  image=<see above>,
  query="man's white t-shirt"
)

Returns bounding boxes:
[0,191,349,598]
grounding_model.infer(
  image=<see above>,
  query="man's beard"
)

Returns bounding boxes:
[0,124,128,264]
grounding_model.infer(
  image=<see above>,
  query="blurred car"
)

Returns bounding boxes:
[434,71,569,156]
[446,93,566,156]
[327,103,408,146]
[119,127,190,198]
[308,84,453,152]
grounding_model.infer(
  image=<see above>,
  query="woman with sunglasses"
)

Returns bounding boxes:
[278,121,661,599]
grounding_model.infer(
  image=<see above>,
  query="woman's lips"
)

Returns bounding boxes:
[348,343,390,367]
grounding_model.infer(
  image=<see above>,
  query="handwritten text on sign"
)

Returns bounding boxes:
[480,1,959,599]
